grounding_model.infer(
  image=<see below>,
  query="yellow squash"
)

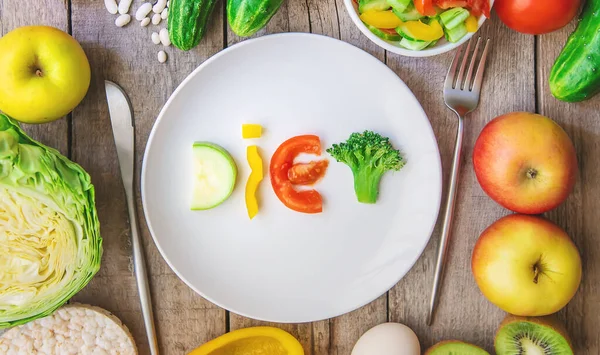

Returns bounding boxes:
[360,10,403,29]
[245,145,263,219]
[188,326,304,355]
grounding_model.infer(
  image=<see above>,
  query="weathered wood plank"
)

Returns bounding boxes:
[537,19,600,354]
[0,0,69,156]
[68,1,227,354]
[387,15,536,353]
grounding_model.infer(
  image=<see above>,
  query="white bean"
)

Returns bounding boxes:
[153,0,167,14]
[135,2,153,21]
[152,13,162,25]
[158,51,168,63]
[161,8,168,20]
[151,32,161,44]
[141,17,151,27]
[159,28,171,47]
[104,0,118,14]
[118,0,133,14]
[115,14,131,27]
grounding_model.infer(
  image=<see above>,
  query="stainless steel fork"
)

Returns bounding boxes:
[427,37,491,326]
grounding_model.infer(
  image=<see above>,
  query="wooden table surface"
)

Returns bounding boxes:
[2,0,600,354]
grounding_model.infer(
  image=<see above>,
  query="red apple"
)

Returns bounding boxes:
[472,214,582,317]
[473,112,577,214]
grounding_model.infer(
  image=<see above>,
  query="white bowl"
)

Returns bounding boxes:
[343,0,492,57]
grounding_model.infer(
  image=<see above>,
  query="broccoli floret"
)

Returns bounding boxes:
[326,130,405,204]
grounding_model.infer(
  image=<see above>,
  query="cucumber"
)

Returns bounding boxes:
[386,0,411,12]
[399,38,432,50]
[549,0,600,102]
[168,0,218,51]
[392,4,424,21]
[227,0,284,37]
[365,23,402,41]
[395,22,426,42]
[190,142,237,210]
[445,22,467,43]
[359,0,390,13]
[439,7,469,30]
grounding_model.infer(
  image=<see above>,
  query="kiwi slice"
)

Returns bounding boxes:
[426,340,490,354]
[495,315,573,355]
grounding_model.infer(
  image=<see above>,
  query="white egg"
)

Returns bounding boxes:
[351,322,421,355]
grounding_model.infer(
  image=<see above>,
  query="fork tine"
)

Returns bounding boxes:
[444,45,464,90]
[471,39,490,94]
[463,37,482,91]
[455,38,473,90]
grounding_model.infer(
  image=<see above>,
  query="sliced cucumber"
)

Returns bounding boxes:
[399,37,432,50]
[439,7,470,30]
[445,22,468,43]
[386,0,411,12]
[365,23,402,41]
[395,23,426,42]
[358,0,390,13]
[190,142,237,210]
[392,4,424,21]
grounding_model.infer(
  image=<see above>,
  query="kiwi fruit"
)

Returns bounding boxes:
[425,340,490,354]
[495,314,574,354]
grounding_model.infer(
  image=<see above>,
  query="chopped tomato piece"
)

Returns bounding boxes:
[467,0,490,18]
[414,0,437,16]
[288,160,329,185]
[270,135,324,214]
[435,0,468,8]
[379,27,399,35]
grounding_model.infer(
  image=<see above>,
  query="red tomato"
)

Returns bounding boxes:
[288,160,329,185]
[467,0,491,17]
[379,28,399,35]
[495,0,579,34]
[414,0,437,16]
[270,135,324,214]
[435,0,468,9]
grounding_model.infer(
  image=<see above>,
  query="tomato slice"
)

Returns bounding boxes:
[270,135,324,214]
[414,0,437,16]
[379,28,399,35]
[467,0,490,18]
[288,160,329,185]
[435,0,468,8]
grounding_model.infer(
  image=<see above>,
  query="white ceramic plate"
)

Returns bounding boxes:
[142,33,442,323]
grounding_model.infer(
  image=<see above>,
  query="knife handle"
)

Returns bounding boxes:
[126,192,160,355]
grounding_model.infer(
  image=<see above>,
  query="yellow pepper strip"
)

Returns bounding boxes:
[360,10,403,29]
[188,326,304,355]
[466,15,479,32]
[245,145,263,220]
[242,123,262,139]
[401,19,444,41]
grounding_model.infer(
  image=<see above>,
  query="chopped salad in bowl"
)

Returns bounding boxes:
[346,0,492,56]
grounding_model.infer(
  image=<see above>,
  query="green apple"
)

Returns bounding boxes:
[0,26,91,123]
[472,214,582,316]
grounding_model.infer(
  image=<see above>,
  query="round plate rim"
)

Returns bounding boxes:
[140,32,443,323]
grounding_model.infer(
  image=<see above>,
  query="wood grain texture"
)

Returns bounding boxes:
[0,0,69,156]
[537,16,600,353]
[387,14,536,353]
[68,1,227,354]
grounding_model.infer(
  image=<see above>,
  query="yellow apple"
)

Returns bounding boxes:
[472,214,582,316]
[0,26,91,123]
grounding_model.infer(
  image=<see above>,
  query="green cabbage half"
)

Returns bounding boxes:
[0,113,102,328]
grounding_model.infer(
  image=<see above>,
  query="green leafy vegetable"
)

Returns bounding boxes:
[326,130,405,204]
[0,113,102,329]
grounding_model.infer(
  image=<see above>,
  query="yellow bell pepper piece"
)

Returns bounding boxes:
[360,10,403,29]
[188,326,304,355]
[466,15,479,32]
[245,145,263,220]
[402,19,444,41]
[242,123,262,139]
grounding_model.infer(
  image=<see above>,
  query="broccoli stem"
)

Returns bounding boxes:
[352,166,384,204]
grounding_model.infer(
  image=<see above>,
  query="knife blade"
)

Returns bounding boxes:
[105,80,160,355]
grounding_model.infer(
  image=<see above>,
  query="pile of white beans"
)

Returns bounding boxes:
[104,0,171,63]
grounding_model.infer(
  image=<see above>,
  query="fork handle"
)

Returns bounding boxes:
[427,115,464,326]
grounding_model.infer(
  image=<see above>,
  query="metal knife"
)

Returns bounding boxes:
[105,80,160,355]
